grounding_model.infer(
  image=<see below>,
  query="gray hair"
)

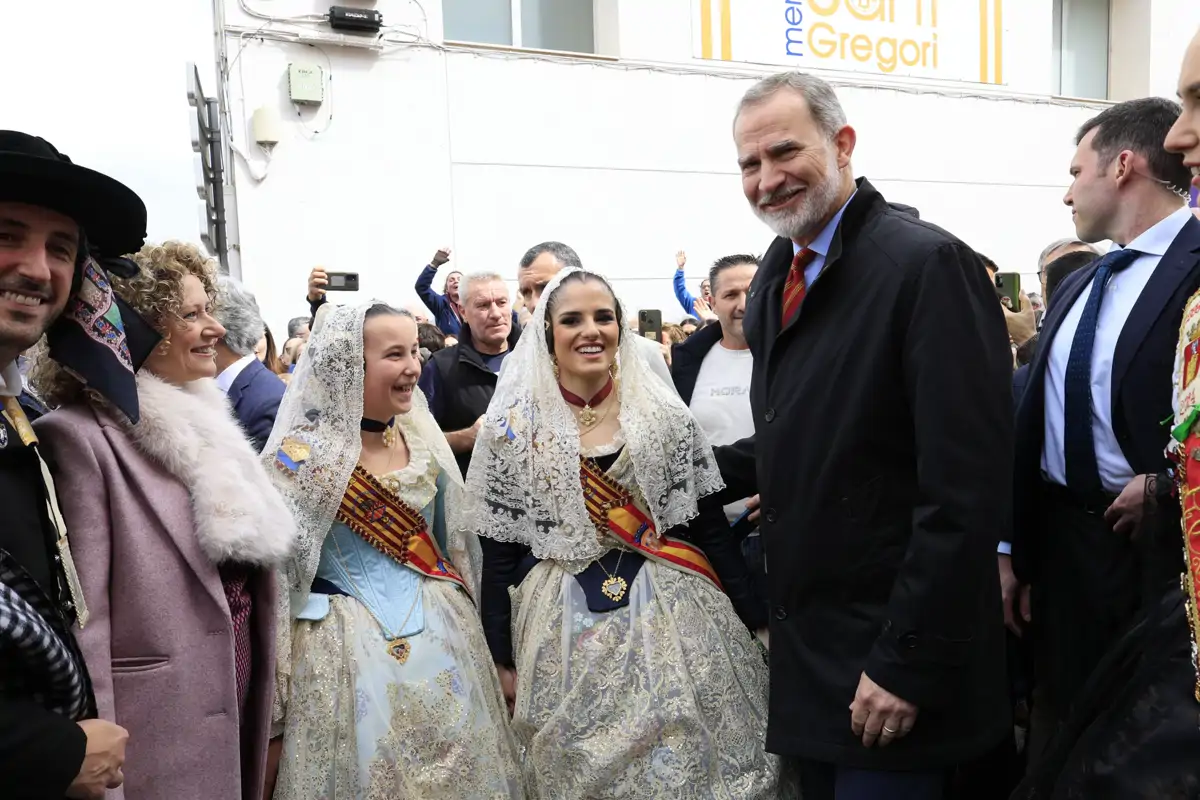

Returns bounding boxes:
[460,271,509,306]
[286,316,310,338]
[1037,238,1099,269]
[735,72,848,140]
[519,241,583,271]
[215,276,266,357]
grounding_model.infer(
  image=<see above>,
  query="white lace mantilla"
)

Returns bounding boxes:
[263,301,481,733]
[459,268,725,574]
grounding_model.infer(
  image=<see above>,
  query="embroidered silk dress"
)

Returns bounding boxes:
[483,439,791,799]
[273,432,525,799]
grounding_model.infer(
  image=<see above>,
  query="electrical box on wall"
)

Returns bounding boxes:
[288,63,325,105]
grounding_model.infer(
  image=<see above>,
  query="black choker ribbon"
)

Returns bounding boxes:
[360,418,389,433]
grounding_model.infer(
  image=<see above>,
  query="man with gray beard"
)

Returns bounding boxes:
[712,72,1014,799]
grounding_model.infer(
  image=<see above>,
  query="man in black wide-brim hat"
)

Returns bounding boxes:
[0,131,160,799]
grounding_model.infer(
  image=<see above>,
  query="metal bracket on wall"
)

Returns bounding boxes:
[187,62,232,273]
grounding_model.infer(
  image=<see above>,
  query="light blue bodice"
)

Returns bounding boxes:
[297,467,451,640]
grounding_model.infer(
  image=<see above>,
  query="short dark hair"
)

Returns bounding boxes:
[976,253,998,273]
[519,241,582,271]
[708,254,759,294]
[1044,250,1099,305]
[287,316,310,339]
[1076,97,1190,195]
[681,316,700,328]
[417,322,446,353]
[543,271,624,352]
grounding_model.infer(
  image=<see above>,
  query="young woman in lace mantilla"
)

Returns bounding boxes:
[462,268,795,799]
[264,302,523,799]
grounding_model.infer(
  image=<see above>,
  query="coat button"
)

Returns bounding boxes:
[764,408,775,423]
[900,633,919,649]
[774,606,788,621]
[765,509,777,524]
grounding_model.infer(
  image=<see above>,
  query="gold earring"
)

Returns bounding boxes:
[156,340,170,357]
[609,360,619,382]
[552,358,560,380]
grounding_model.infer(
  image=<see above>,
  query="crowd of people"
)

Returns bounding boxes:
[4,27,1200,800]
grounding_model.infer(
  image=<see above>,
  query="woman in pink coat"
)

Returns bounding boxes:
[33,241,296,799]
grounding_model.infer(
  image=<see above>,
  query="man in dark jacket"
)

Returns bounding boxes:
[214,276,285,453]
[718,73,1013,799]
[0,131,161,798]
[418,271,520,476]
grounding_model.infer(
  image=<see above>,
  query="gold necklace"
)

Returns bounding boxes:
[597,548,627,602]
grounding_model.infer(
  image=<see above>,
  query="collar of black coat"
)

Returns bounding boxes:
[449,317,522,368]
[672,318,724,364]
[762,178,919,279]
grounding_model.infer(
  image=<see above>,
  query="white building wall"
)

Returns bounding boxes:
[221,0,1112,332]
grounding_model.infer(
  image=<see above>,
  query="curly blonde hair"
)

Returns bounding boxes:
[33,241,219,408]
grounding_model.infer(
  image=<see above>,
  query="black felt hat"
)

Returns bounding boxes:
[0,131,147,258]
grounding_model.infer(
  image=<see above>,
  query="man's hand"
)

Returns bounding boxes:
[496,664,518,716]
[675,250,687,269]
[1002,291,1037,346]
[1104,474,1150,537]
[432,246,451,267]
[307,267,329,303]
[998,553,1030,636]
[745,494,761,524]
[692,297,718,322]
[849,672,918,748]
[67,719,128,799]
[447,416,483,454]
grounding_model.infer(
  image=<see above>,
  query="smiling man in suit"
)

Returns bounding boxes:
[213,276,284,453]
[716,71,1014,800]
[1006,97,1199,762]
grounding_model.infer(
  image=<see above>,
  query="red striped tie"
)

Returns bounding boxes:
[782,248,816,326]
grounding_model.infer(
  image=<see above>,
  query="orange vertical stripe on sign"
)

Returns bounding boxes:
[994,0,1003,84]
[720,0,733,61]
[700,0,713,59]
[979,0,989,83]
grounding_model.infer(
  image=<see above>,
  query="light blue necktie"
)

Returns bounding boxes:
[1062,248,1141,492]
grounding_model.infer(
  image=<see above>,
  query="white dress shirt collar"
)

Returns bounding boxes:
[216,353,258,393]
[1111,205,1191,258]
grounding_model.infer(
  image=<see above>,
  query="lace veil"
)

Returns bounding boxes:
[264,301,480,729]
[459,267,724,574]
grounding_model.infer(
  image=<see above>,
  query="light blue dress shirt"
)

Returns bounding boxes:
[791,190,857,287]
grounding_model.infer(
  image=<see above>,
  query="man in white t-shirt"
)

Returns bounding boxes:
[670,254,765,608]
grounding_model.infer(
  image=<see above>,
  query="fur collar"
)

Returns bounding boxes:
[123,372,295,567]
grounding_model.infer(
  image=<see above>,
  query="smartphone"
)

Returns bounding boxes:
[638,309,663,343]
[995,272,1020,310]
[325,271,360,292]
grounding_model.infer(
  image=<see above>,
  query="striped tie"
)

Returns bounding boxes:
[782,248,816,327]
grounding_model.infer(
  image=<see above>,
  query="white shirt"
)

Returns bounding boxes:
[688,343,755,522]
[1041,205,1192,494]
[216,353,258,394]
[0,360,21,397]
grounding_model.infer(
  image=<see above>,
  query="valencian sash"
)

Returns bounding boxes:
[1172,289,1200,702]
[579,457,723,591]
[336,466,467,591]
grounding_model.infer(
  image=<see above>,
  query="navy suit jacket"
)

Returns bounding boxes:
[226,358,286,454]
[1012,215,1200,582]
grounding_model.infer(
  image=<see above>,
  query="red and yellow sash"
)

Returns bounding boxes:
[336,466,466,591]
[579,457,723,591]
